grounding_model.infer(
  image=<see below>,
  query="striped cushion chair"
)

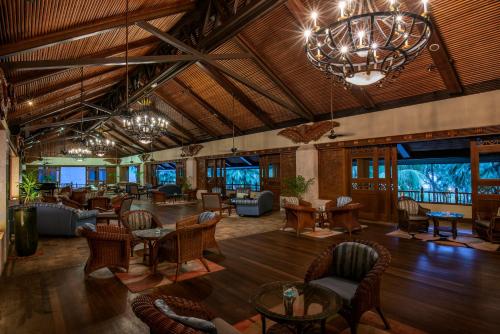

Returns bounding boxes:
[397,196,430,234]
[305,240,391,334]
[122,210,162,256]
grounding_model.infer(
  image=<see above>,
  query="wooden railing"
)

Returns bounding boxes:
[398,187,472,205]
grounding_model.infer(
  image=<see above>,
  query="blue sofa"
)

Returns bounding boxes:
[34,203,97,237]
[158,184,182,196]
[232,191,274,217]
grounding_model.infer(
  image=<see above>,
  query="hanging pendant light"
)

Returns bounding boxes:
[230,92,238,155]
[67,67,91,161]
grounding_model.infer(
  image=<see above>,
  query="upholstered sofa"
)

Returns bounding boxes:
[231,190,274,216]
[158,184,183,196]
[34,202,98,237]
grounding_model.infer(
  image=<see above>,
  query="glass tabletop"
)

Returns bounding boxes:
[132,227,175,240]
[251,281,342,322]
[427,211,464,219]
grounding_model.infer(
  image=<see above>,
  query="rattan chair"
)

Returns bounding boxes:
[79,225,131,278]
[475,208,500,243]
[156,224,209,282]
[326,201,364,238]
[202,193,233,216]
[397,196,430,234]
[283,203,316,237]
[96,196,133,226]
[304,240,391,334]
[176,213,222,254]
[122,210,162,256]
[88,196,112,211]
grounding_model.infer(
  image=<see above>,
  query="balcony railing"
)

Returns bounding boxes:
[226,183,261,192]
[398,187,471,205]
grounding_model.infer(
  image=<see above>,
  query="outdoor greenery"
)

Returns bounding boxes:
[19,172,40,205]
[226,167,260,191]
[179,176,192,193]
[282,175,315,199]
[157,170,176,184]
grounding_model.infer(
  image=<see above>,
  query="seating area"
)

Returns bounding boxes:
[0,1,500,334]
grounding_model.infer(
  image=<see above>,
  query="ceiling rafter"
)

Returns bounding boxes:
[104,121,150,152]
[150,93,197,142]
[103,130,141,155]
[0,0,196,58]
[286,0,377,111]
[197,62,276,130]
[235,35,316,120]
[155,88,220,139]
[172,77,244,135]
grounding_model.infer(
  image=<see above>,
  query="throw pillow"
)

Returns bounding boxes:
[154,299,217,334]
[198,211,216,224]
[82,223,97,232]
[236,192,247,199]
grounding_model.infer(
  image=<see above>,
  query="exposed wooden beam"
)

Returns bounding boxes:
[172,78,244,135]
[23,115,109,131]
[104,131,140,155]
[136,21,309,120]
[0,1,196,58]
[197,62,276,129]
[428,18,463,94]
[155,88,220,138]
[286,0,377,110]
[235,35,316,120]
[82,103,114,115]
[350,86,376,109]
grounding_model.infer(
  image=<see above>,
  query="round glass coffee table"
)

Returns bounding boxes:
[251,281,342,334]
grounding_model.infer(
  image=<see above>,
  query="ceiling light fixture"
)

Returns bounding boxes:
[304,0,432,86]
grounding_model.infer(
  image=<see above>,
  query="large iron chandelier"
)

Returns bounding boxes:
[122,98,169,145]
[86,135,115,157]
[304,0,432,86]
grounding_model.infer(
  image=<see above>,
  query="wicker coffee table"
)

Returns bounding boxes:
[251,281,342,334]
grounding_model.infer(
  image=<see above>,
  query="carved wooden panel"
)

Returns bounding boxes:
[278,121,338,144]
[180,144,204,157]
[318,148,347,200]
[196,158,207,190]
[280,151,296,184]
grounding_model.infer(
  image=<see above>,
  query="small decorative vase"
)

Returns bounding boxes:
[283,285,299,316]
[14,206,38,257]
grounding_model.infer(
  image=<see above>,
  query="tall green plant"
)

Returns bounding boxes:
[179,176,192,193]
[282,175,315,199]
[19,172,40,205]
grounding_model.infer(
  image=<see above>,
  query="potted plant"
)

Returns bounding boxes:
[15,171,40,256]
[280,175,315,208]
[179,176,192,193]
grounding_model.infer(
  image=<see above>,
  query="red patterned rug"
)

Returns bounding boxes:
[115,258,225,292]
[234,311,427,334]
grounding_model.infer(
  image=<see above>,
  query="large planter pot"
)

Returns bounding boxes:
[14,206,38,257]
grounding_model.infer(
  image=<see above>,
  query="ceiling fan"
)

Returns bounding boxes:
[326,77,353,140]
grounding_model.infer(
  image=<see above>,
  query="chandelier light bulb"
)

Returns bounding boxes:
[338,1,346,18]
[422,0,429,13]
[340,46,348,54]
[304,29,312,40]
[357,30,365,47]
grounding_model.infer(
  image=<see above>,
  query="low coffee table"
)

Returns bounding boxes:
[251,281,342,334]
[133,227,175,273]
[427,211,464,239]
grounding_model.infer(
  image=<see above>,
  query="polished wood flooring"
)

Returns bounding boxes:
[1,200,500,334]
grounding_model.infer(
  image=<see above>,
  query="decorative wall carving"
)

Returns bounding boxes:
[139,153,151,162]
[180,144,203,157]
[278,121,339,144]
[104,158,121,165]
[0,68,13,120]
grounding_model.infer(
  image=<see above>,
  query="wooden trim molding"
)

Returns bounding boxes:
[196,146,299,160]
[315,125,500,150]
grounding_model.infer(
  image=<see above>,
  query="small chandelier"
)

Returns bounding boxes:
[122,97,169,145]
[86,135,115,157]
[67,146,91,162]
[304,0,432,86]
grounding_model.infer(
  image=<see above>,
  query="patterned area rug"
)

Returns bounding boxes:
[216,212,284,241]
[386,229,499,252]
[282,227,344,239]
[154,200,198,206]
[234,311,427,334]
[115,256,225,293]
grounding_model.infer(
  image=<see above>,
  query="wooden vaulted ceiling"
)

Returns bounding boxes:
[0,0,499,158]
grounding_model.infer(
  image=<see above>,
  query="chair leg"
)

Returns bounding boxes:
[376,307,391,330]
[199,257,211,272]
[174,263,181,282]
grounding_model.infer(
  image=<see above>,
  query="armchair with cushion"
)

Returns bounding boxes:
[475,208,500,243]
[305,240,391,334]
[78,224,131,278]
[397,196,430,234]
[122,210,162,256]
[88,196,111,211]
[326,197,363,238]
[283,203,316,237]
[202,193,233,216]
[231,190,274,217]
[176,212,222,254]
[131,295,241,334]
[32,202,98,236]
[96,196,134,226]
[61,196,85,210]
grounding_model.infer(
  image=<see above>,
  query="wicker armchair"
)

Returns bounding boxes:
[283,203,316,237]
[202,193,233,216]
[61,196,85,210]
[397,196,430,234]
[122,210,162,256]
[326,200,363,238]
[156,224,209,282]
[88,196,112,211]
[79,225,131,278]
[304,240,391,334]
[176,212,222,254]
[475,208,500,243]
[96,196,134,226]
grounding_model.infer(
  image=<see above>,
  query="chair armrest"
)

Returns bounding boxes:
[418,206,431,216]
[299,199,313,207]
[176,215,198,229]
[304,244,336,283]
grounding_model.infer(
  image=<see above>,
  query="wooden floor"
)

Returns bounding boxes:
[1,200,500,334]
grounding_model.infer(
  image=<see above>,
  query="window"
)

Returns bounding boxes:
[207,167,214,178]
[352,158,374,178]
[60,167,86,188]
[128,165,138,183]
[226,167,260,191]
[479,152,500,179]
[98,167,106,182]
[157,170,176,184]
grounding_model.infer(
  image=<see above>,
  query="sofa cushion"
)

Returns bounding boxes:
[127,211,155,230]
[82,223,96,232]
[198,211,216,224]
[333,242,379,282]
[476,219,491,228]
[76,209,98,220]
[311,276,358,306]
[236,192,247,199]
[337,196,352,208]
[212,318,241,334]
[232,199,257,206]
[154,299,217,334]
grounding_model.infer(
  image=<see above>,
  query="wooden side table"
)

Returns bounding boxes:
[427,211,464,239]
